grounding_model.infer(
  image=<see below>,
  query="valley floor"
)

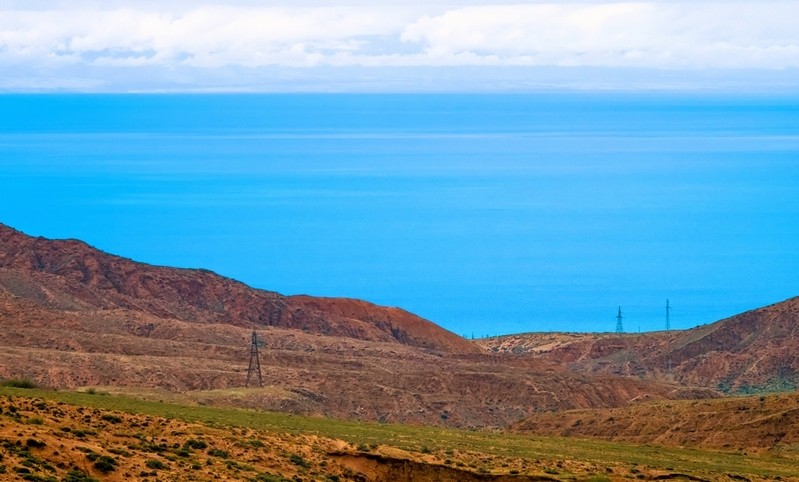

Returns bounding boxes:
[2,387,799,482]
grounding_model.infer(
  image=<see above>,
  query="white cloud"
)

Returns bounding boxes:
[400,3,799,69]
[1,2,798,90]
[0,6,414,68]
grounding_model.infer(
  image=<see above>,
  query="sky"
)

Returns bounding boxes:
[2,1,799,91]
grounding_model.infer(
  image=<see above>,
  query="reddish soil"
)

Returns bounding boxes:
[0,223,711,428]
[0,223,477,355]
[512,392,799,454]
[479,297,799,393]
[2,393,554,482]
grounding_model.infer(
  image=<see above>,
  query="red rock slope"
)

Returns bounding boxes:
[479,297,799,392]
[0,223,478,354]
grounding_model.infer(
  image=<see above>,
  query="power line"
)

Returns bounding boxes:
[245,329,263,388]
[666,299,671,331]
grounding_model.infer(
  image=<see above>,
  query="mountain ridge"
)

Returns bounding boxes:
[0,222,478,355]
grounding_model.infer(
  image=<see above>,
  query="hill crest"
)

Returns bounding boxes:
[0,223,478,355]
[478,296,799,392]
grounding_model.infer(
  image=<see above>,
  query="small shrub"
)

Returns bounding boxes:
[184,439,207,450]
[207,449,229,458]
[145,459,167,470]
[25,475,59,482]
[138,441,167,453]
[25,439,46,449]
[288,453,309,468]
[26,417,45,426]
[1,379,37,389]
[92,455,117,473]
[62,470,99,482]
[107,448,131,457]
[100,414,122,424]
[419,446,432,454]
[226,460,255,471]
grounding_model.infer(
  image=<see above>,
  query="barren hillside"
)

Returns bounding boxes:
[0,223,711,428]
[0,223,477,355]
[513,391,799,453]
[6,390,790,482]
[478,298,799,393]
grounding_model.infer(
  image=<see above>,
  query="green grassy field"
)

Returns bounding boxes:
[2,386,798,480]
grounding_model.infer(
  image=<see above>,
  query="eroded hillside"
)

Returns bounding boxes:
[478,297,799,393]
[0,223,713,428]
[3,390,798,482]
[0,223,476,355]
[513,392,799,454]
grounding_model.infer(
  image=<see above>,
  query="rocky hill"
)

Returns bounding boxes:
[478,297,799,393]
[0,223,477,355]
[0,223,712,427]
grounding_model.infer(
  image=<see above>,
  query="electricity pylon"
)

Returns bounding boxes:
[666,299,671,331]
[245,329,264,388]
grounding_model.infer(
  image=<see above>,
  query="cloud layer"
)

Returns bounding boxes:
[2,2,798,90]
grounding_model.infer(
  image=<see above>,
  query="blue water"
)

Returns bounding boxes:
[2,94,799,335]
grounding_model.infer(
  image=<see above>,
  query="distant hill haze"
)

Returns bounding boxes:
[0,223,721,427]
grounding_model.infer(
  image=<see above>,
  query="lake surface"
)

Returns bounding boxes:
[1,93,798,335]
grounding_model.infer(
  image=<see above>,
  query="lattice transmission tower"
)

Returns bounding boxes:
[245,329,264,388]
[615,306,624,333]
[666,299,671,331]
